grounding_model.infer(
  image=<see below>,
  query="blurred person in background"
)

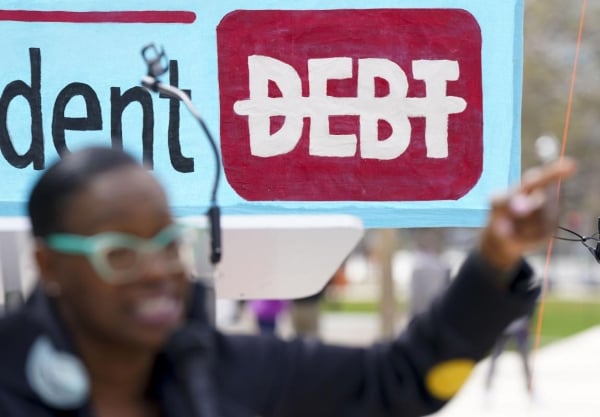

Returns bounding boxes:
[249,299,288,335]
[408,231,452,318]
[485,301,538,397]
[0,146,575,417]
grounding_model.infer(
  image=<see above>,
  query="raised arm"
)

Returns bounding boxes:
[212,159,577,417]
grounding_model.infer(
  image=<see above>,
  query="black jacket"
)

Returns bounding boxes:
[0,252,538,417]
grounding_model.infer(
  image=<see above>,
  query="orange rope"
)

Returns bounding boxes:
[530,0,587,391]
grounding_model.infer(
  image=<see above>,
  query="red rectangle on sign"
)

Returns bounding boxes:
[217,9,482,201]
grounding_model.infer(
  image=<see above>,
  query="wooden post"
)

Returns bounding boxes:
[373,228,398,340]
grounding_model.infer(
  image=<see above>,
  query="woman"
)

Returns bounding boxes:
[0,146,574,417]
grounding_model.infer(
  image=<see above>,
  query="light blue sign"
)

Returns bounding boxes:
[0,0,523,227]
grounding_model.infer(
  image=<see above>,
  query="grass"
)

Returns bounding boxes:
[323,296,600,347]
[531,296,600,347]
[322,300,402,313]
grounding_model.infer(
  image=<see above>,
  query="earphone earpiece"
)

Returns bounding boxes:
[594,217,600,263]
[25,336,89,409]
[594,243,600,264]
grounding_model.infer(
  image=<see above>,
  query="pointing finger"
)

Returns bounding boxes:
[519,157,577,194]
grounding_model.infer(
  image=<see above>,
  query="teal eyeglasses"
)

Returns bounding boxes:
[44,223,199,284]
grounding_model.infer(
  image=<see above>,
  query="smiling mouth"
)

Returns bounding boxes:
[132,295,184,327]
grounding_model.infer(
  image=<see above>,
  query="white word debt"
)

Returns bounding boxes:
[233,56,468,160]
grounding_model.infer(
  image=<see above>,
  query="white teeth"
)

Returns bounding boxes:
[135,296,180,316]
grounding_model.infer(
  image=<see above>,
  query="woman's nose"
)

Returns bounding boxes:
[136,251,187,283]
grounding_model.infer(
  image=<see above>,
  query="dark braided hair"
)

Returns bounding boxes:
[27,147,140,238]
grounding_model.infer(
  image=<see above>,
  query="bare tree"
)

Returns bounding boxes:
[523,0,600,233]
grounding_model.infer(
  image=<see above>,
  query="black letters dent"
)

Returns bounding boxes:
[0,49,195,172]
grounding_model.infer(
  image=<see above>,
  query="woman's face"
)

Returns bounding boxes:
[39,165,191,352]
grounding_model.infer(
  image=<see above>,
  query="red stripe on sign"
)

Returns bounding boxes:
[0,10,196,23]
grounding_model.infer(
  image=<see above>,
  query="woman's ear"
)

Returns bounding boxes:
[34,239,62,297]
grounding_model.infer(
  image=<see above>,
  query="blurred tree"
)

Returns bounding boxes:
[522,0,600,234]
